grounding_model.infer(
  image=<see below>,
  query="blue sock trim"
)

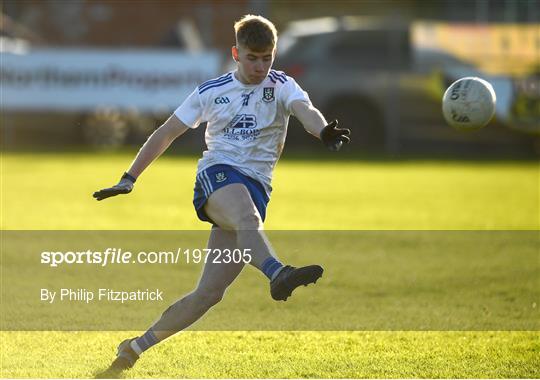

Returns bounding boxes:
[135,329,159,352]
[261,257,283,280]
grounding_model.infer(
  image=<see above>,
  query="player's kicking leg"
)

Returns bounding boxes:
[98,183,322,376]
[204,183,323,301]
[97,227,243,377]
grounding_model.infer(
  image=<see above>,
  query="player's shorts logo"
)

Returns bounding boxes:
[215,172,227,183]
[263,87,275,102]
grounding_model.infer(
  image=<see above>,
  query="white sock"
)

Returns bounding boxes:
[130,340,143,355]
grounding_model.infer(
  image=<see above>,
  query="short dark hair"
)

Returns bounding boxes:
[234,14,277,52]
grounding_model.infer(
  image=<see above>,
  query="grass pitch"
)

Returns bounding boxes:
[1,331,538,378]
[1,151,538,378]
[1,151,538,230]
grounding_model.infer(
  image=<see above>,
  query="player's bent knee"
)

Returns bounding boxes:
[234,212,262,231]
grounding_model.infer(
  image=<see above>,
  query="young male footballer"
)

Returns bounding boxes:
[94,14,350,375]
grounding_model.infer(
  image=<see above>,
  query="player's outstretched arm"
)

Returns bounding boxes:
[291,100,350,151]
[93,114,189,201]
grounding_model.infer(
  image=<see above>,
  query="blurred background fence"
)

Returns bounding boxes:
[1,0,539,156]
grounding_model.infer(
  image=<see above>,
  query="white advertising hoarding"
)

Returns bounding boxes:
[0,49,221,112]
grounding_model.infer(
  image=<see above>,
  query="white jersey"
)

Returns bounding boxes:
[174,69,310,195]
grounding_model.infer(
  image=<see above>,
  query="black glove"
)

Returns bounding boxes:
[320,120,351,151]
[93,172,136,201]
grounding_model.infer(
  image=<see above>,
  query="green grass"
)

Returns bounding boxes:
[1,151,539,378]
[1,152,538,230]
[2,231,538,331]
[1,331,539,378]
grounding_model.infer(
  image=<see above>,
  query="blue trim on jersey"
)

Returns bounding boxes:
[268,71,286,84]
[193,164,270,225]
[270,70,287,80]
[268,74,284,84]
[198,73,233,94]
[199,73,232,90]
[269,71,283,81]
[199,78,233,94]
[198,74,232,92]
[268,73,278,83]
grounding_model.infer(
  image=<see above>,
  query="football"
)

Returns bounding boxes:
[442,77,497,130]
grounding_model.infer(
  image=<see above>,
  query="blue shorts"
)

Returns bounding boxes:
[193,164,270,225]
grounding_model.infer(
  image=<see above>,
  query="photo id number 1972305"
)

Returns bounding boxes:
[183,248,252,264]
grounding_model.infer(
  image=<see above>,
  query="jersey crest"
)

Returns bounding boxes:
[263,87,275,102]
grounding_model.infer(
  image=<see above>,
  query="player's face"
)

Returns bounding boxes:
[233,45,275,85]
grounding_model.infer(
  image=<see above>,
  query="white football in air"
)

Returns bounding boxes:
[442,77,497,130]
